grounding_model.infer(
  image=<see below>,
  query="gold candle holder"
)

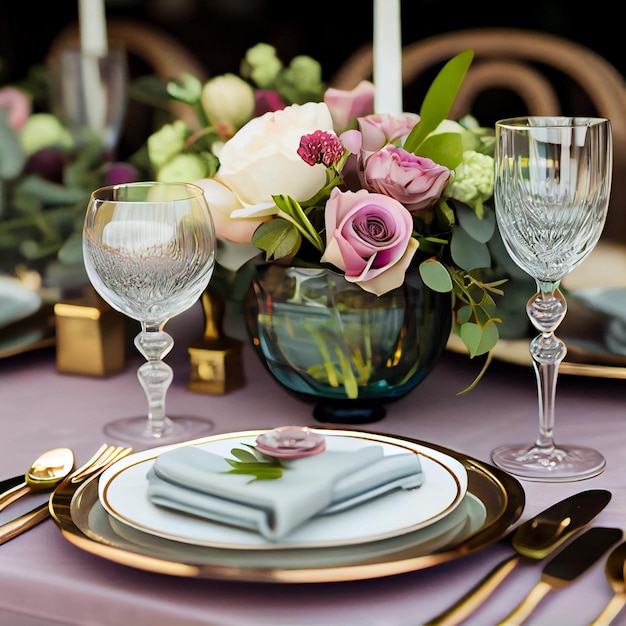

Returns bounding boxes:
[54,286,126,377]
[188,289,245,394]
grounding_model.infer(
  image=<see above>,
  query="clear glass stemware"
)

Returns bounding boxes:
[492,116,613,481]
[82,181,216,447]
[55,47,128,158]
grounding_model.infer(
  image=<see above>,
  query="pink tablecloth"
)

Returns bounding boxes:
[0,303,625,626]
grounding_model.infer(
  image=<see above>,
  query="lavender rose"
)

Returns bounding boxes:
[321,188,419,296]
[363,146,451,211]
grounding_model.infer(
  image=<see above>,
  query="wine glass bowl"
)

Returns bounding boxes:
[492,116,613,481]
[83,181,216,447]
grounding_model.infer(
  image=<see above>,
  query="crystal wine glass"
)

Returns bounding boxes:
[55,47,128,158]
[492,116,612,481]
[83,181,216,447]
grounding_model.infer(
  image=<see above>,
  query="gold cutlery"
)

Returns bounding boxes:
[0,444,132,545]
[0,448,74,512]
[497,527,623,626]
[425,489,612,626]
[589,541,626,626]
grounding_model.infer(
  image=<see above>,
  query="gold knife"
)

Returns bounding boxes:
[0,502,48,545]
[497,527,622,626]
[426,489,612,625]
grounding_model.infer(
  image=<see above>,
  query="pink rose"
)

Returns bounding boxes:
[363,146,450,211]
[357,113,421,152]
[323,81,375,133]
[321,188,419,296]
[0,86,30,130]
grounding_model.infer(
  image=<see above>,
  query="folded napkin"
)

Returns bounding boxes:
[146,445,423,541]
[573,287,626,354]
[0,276,41,329]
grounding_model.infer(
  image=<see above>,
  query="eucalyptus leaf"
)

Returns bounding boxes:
[459,320,499,357]
[456,203,496,243]
[419,258,453,292]
[456,303,473,324]
[450,227,491,270]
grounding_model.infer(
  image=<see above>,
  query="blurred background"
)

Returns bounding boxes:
[0,0,621,167]
[1,0,620,85]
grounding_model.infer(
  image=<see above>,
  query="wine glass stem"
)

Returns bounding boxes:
[527,285,568,453]
[134,325,174,437]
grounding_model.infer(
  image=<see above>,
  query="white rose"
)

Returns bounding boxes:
[217,101,333,213]
[196,101,335,271]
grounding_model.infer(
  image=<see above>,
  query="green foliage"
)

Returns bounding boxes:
[252,217,302,261]
[404,50,474,154]
[221,445,284,482]
[416,132,463,170]
[419,258,453,292]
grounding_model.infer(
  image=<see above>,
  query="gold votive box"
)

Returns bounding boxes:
[187,289,245,394]
[54,289,126,377]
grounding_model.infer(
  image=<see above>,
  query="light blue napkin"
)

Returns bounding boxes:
[574,287,626,354]
[0,277,41,328]
[146,445,423,541]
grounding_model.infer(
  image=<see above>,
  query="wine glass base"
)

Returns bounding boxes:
[103,415,215,450]
[491,444,606,482]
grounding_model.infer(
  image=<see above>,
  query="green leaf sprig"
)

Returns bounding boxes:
[221,444,285,482]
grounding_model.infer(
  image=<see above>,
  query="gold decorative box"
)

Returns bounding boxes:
[188,289,245,394]
[54,288,126,377]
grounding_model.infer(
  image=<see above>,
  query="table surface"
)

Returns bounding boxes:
[1,302,625,626]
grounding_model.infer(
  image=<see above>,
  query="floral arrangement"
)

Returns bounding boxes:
[0,67,136,294]
[146,44,509,379]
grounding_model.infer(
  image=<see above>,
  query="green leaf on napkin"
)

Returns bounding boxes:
[222,445,284,482]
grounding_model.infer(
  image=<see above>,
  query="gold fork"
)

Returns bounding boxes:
[0,443,132,545]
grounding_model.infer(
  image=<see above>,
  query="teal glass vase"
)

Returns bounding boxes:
[244,264,452,424]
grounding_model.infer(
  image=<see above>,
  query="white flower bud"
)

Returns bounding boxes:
[201,74,256,137]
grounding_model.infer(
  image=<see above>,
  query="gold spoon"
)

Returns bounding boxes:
[0,448,74,512]
[590,541,626,626]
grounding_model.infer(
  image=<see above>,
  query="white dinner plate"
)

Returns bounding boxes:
[99,429,468,550]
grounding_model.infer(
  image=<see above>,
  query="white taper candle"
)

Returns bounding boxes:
[373,0,403,115]
[79,0,108,58]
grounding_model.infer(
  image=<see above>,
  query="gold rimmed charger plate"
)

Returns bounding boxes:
[0,304,55,359]
[49,430,525,583]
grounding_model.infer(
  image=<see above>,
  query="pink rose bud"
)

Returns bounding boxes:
[254,90,286,116]
[0,86,31,130]
[323,80,375,133]
[364,146,450,211]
